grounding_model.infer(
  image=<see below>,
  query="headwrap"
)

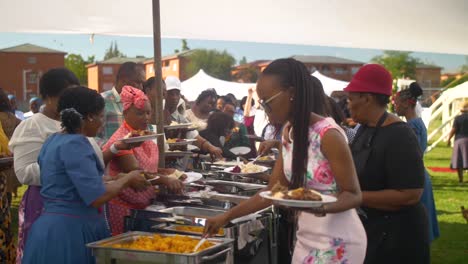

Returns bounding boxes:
[120,85,149,111]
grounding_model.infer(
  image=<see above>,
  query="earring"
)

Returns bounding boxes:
[290,97,294,101]
[89,118,94,122]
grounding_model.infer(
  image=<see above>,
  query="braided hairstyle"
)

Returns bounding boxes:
[398,82,423,107]
[262,58,328,189]
[58,86,105,134]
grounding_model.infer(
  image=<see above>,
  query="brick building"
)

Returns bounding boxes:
[231,60,271,82]
[0,43,66,106]
[290,55,364,82]
[144,50,195,81]
[86,57,146,92]
[415,64,442,88]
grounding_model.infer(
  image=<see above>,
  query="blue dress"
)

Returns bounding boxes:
[22,134,110,264]
[408,118,440,242]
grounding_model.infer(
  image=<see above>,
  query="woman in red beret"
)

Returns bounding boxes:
[345,64,429,263]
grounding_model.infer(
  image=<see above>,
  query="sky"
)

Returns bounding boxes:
[0,33,466,73]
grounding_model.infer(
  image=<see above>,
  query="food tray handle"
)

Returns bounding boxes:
[200,247,232,262]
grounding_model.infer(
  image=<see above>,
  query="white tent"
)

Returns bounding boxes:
[181,69,255,101]
[1,0,467,54]
[312,71,349,95]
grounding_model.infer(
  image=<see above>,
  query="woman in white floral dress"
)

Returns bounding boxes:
[204,58,366,263]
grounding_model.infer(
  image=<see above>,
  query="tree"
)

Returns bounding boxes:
[104,41,126,60]
[232,66,259,83]
[181,39,190,51]
[185,49,236,80]
[65,54,95,85]
[239,56,248,65]
[371,51,420,79]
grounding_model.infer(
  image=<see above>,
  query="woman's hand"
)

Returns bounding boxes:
[208,145,223,160]
[203,213,230,237]
[114,140,143,151]
[124,170,149,191]
[161,176,184,193]
[258,140,280,156]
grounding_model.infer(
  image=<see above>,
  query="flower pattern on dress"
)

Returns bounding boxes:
[282,118,344,194]
[303,238,348,264]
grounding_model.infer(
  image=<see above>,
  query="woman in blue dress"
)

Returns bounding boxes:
[22,86,148,264]
[394,82,440,242]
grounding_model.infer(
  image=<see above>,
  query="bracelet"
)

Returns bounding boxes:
[110,144,119,154]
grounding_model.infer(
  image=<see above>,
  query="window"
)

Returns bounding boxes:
[335,67,346,75]
[103,66,113,75]
[149,65,154,73]
[103,83,113,91]
[322,65,331,74]
[27,57,37,64]
[172,63,178,71]
[163,61,170,67]
[351,67,360,75]
[27,73,38,84]
[309,66,317,73]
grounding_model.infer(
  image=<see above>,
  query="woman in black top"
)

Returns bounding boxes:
[344,64,429,263]
[447,101,468,183]
[199,112,237,159]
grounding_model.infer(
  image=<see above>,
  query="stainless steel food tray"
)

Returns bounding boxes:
[87,231,234,264]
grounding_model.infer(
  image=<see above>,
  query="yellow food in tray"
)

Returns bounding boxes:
[112,234,214,253]
[174,225,224,236]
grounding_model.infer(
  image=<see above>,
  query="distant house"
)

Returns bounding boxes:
[144,50,196,81]
[0,43,66,104]
[86,57,146,92]
[291,55,364,82]
[231,60,271,82]
[415,64,442,88]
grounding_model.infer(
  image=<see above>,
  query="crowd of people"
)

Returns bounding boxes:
[0,58,465,264]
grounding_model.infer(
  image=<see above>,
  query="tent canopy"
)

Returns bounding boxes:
[181,69,255,101]
[312,71,349,95]
[1,0,467,55]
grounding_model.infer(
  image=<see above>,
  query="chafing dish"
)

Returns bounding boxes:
[87,231,234,264]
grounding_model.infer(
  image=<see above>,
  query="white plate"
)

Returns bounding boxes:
[121,134,161,144]
[187,145,199,151]
[164,123,192,130]
[183,172,203,183]
[229,146,251,156]
[167,138,197,146]
[210,160,240,167]
[223,165,269,175]
[259,191,337,208]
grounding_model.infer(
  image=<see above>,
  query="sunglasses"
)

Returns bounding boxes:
[258,91,283,113]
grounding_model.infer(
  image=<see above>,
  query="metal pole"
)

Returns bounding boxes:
[152,0,165,167]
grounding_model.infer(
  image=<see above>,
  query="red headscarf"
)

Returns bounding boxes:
[120,85,148,111]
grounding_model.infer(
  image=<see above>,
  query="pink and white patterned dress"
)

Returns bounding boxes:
[102,121,158,235]
[282,118,367,264]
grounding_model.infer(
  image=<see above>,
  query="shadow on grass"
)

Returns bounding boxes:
[431,222,468,264]
[436,210,462,216]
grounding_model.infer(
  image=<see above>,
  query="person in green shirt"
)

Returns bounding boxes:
[222,100,251,158]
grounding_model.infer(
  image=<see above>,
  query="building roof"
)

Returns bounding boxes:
[291,55,363,65]
[143,49,197,64]
[233,60,272,69]
[416,63,442,69]
[0,43,66,54]
[86,57,147,68]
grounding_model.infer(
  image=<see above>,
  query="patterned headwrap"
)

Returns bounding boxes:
[120,85,148,111]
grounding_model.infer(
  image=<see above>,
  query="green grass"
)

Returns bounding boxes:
[424,144,468,263]
[9,144,467,263]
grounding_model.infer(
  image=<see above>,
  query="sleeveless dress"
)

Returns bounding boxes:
[282,118,367,264]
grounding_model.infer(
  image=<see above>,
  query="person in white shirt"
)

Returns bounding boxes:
[23,97,42,119]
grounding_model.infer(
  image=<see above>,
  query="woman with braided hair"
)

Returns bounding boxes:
[22,86,147,264]
[204,58,366,263]
[394,82,440,243]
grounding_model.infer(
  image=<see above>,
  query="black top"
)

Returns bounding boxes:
[199,129,237,159]
[353,122,425,193]
[454,112,468,140]
[351,121,429,263]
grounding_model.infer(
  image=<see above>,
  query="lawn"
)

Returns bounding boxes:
[9,145,468,263]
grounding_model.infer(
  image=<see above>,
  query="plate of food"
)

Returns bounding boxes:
[259,183,337,208]
[183,172,203,184]
[167,138,197,146]
[164,121,193,130]
[224,163,269,175]
[121,130,161,144]
[252,155,276,165]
